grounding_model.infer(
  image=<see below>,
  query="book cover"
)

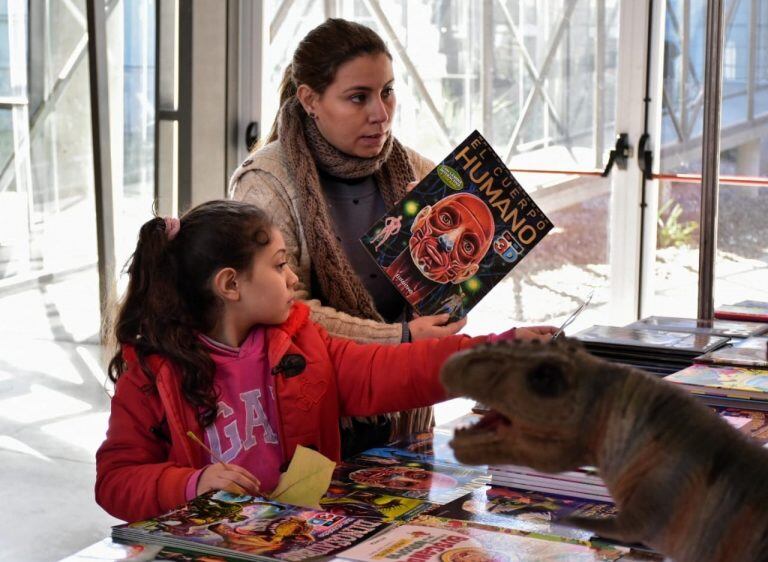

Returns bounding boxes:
[384,431,459,465]
[693,336,768,368]
[320,482,435,522]
[360,130,553,321]
[337,520,627,562]
[426,487,616,545]
[573,325,728,354]
[112,491,386,562]
[664,363,768,399]
[713,407,768,445]
[715,300,768,322]
[626,316,768,338]
[332,457,489,504]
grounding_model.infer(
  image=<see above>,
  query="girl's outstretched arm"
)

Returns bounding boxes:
[322,328,488,417]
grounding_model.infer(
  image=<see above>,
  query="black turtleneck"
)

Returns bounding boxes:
[316,169,407,323]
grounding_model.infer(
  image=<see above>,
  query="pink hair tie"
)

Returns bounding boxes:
[163,217,180,241]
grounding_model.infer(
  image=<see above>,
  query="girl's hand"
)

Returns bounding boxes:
[515,325,558,342]
[409,314,467,340]
[406,181,418,193]
[197,463,261,496]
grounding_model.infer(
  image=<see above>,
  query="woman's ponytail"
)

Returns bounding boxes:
[267,64,297,143]
[264,20,391,146]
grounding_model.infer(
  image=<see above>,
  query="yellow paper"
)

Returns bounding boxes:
[269,445,336,509]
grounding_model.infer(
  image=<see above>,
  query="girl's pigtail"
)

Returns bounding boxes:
[108,218,191,374]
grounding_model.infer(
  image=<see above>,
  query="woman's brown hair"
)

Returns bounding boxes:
[267,18,392,142]
[107,200,272,427]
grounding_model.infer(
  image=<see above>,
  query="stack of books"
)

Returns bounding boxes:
[715,300,768,323]
[662,335,768,411]
[664,364,768,411]
[694,335,768,368]
[487,465,611,503]
[572,325,728,376]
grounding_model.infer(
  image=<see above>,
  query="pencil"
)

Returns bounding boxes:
[186,430,227,467]
[186,430,250,495]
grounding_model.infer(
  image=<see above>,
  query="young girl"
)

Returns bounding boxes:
[95,200,555,522]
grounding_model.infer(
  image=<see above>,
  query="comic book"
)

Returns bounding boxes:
[112,491,386,562]
[426,486,616,545]
[336,518,628,562]
[321,482,435,522]
[713,407,768,445]
[360,130,553,321]
[332,456,490,505]
[384,430,459,465]
[665,363,768,401]
[355,437,459,468]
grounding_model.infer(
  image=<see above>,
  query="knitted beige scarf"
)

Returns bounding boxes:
[277,97,432,438]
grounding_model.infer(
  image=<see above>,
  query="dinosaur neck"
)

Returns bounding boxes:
[594,365,661,487]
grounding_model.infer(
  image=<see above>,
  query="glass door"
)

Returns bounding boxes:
[652,0,768,317]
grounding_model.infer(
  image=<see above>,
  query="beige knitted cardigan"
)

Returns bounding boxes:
[229,140,435,344]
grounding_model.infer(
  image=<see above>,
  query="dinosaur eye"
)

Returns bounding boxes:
[526,361,568,398]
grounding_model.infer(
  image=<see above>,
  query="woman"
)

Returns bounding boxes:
[229,18,466,456]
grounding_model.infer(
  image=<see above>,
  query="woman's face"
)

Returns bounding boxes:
[301,52,396,158]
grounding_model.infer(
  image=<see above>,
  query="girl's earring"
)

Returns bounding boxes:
[308,112,318,120]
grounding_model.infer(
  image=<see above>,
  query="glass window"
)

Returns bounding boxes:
[0,0,156,342]
[264,0,622,334]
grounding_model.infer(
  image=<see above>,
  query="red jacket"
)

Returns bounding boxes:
[96,302,486,522]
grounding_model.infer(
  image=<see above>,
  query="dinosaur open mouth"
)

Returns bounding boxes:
[456,409,512,437]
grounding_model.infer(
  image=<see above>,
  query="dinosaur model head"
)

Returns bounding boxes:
[440,338,619,473]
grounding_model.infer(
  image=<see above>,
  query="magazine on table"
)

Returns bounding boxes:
[335,517,629,562]
[360,130,553,322]
[426,486,616,546]
[331,455,489,505]
[112,491,386,562]
[573,325,729,355]
[626,316,768,339]
[320,482,435,522]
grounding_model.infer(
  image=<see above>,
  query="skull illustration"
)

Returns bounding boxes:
[409,193,494,284]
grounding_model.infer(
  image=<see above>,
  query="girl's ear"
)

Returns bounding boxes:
[212,267,240,302]
[296,84,319,116]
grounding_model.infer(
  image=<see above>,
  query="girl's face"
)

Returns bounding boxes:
[302,52,395,158]
[236,228,299,326]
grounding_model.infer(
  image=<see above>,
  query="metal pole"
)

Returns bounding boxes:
[594,0,605,168]
[85,0,117,329]
[481,0,493,138]
[747,0,757,120]
[681,0,689,138]
[697,0,725,320]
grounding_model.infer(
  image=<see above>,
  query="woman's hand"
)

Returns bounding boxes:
[409,314,467,340]
[515,325,558,342]
[406,181,418,193]
[197,463,261,496]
